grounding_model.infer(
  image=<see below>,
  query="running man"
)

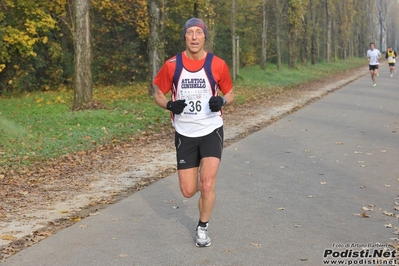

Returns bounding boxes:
[385,46,397,77]
[153,18,234,247]
[367,42,381,87]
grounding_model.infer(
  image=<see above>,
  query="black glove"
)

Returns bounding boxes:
[166,99,187,114]
[209,96,225,112]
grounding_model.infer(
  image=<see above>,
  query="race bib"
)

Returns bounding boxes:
[179,86,211,115]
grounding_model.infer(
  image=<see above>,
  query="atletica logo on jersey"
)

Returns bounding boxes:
[181,78,206,89]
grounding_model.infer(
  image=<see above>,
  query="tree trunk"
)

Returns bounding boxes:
[260,0,267,70]
[232,0,236,80]
[310,0,317,65]
[147,0,163,96]
[325,0,331,63]
[275,0,281,71]
[73,0,92,110]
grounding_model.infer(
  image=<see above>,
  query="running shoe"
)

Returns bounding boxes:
[373,83,377,87]
[390,74,393,78]
[195,224,211,247]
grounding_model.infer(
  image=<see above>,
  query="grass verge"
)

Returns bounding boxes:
[0,58,366,171]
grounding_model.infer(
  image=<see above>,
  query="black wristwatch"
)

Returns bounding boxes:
[221,96,227,106]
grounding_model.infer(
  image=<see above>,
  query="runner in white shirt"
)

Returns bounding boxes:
[367,42,381,87]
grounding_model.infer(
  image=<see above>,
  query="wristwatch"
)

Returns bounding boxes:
[221,96,227,106]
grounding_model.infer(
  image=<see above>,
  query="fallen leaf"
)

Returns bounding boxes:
[383,211,394,217]
[89,211,100,216]
[119,253,128,258]
[225,249,233,252]
[1,234,17,241]
[79,225,87,228]
[363,206,373,211]
[278,207,285,210]
[335,142,344,145]
[320,182,327,185]
[361,212,370,218]
[384,224,392,228]
[70,217,81,222]
[250,242,262,247]
[307,195,314,198]
[300,258,308,261]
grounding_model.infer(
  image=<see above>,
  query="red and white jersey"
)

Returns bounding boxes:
[154,52,233,137]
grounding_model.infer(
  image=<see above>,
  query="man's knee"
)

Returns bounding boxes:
[180,186,197,198]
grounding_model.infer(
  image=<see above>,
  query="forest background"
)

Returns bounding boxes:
[1,0,399,95]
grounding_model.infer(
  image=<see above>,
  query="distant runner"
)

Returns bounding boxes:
[385,46,397,78]
[367,42,381,87]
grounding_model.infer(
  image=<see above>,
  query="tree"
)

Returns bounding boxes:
[287,0,309,68]
[147,0,165,95]
[0,0,59,93]
[274,0,282,70]
[73,0,92,110]
[231,0,237,80]
[324,0,332,62]
[260,0,268,69]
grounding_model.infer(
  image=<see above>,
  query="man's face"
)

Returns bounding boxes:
[370,43,375,50]
[388,47,392,52]
[185,26,206,54]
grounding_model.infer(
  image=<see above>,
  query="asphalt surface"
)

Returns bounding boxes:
[3,65,399,266]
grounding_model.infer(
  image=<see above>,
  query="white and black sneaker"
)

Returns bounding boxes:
[195,224,211,247]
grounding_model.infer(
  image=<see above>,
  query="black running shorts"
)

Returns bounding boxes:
[389,63,395,67]
[369,65,379,71]
[175,126,224,170]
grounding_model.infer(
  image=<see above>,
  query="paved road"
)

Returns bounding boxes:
[3,66,399,266]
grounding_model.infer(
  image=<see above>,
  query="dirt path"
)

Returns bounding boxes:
[0,66,369,260]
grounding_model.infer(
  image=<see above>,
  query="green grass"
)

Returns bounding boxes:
[0,57,365,169]
[233,57,365,104]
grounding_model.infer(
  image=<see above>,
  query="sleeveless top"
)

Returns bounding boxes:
[171,52,223,137]
[387,51,396,63]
